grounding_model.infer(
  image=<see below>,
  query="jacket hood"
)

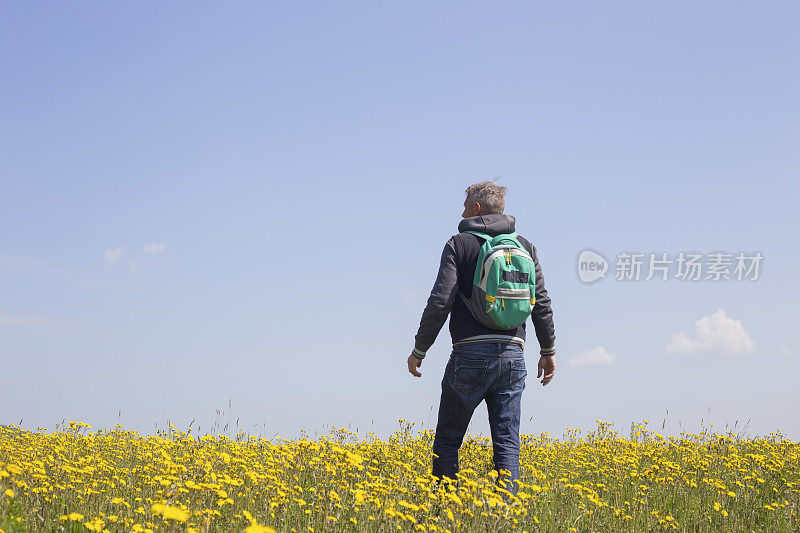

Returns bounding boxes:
[458,214,516,236]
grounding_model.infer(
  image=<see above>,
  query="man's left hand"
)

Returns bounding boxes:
[537,355,556,386]
[407,353,422,378]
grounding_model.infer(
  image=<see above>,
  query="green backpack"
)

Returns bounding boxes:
[459,231,537,330]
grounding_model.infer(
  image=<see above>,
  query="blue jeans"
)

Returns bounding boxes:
[432,341,527,494]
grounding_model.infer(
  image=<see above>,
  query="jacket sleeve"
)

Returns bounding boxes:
[413,237,459,356]
[528,242,556,354]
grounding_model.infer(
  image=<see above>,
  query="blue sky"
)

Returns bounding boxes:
[1,2,798,440]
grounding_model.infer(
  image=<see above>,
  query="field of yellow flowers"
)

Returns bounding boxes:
[1,420,798,532]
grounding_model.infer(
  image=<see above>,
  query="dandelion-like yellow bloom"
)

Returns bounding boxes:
[0,421,797,531]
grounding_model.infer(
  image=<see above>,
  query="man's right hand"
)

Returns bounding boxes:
[537,356,555,386]
[407,353,422,378]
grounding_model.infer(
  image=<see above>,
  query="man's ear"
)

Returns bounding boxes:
[474,202,482,216]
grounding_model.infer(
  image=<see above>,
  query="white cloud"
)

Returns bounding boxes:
[568,346,618,367]
[0,312,52,328]
[666,309,755,356]
[104,246,126,267]
[143,243,169,256]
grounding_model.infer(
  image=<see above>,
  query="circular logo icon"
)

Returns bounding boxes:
[577,250,608,283]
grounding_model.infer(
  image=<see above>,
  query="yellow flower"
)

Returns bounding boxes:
[151,503,189,522]
[446,493,463,506]
[4,489,13,498]
[399,500,420,511]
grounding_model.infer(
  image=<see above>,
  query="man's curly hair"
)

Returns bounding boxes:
[465,180,506,215]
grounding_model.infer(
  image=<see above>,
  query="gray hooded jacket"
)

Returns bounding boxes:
[413,214,555,358]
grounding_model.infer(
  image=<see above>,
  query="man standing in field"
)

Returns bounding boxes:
[408,181,556,494]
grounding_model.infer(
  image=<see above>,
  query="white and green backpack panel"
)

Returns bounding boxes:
[459,231,536,330]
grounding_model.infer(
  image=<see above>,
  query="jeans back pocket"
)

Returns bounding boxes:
[453,359,489,394]
[509,359,527,392]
